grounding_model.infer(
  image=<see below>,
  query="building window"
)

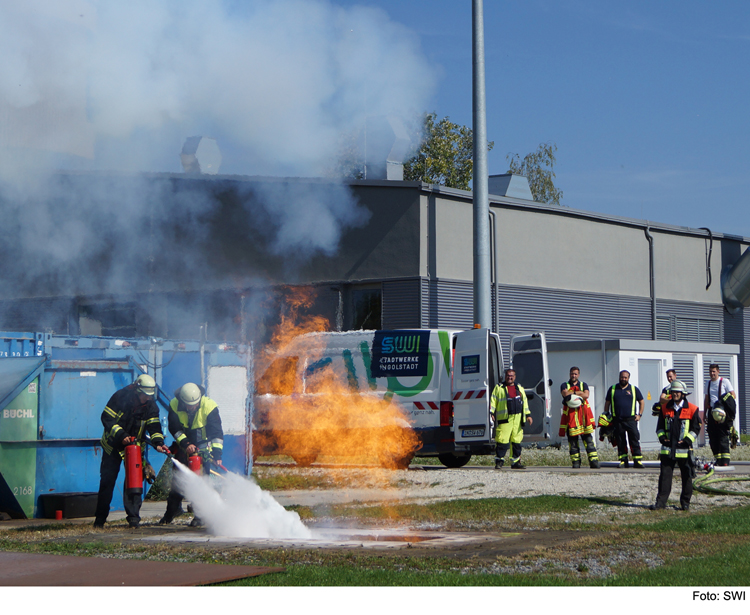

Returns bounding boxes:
[79,303,137,338]
[352,289,381,330]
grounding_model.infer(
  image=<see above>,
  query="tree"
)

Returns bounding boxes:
[403,112,494,190]
[506,142,563,206]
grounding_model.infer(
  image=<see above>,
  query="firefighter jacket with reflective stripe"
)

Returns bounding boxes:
[491,384,530,424]
[609,384,638,418]
[559,381,595,437]
[168,395,224,458]
[656,400,700,459]
[100,384,165,456]
[705,377,737,430]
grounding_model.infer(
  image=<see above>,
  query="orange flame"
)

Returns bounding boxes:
[254,287,420,469]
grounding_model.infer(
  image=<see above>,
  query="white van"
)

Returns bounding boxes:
[252,328,550,468]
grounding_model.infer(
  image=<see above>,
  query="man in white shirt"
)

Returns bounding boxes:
[703,364,737,466]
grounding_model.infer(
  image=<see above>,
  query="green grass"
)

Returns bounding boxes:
[610,541,750,586]
[311,495,593,522]
[4,492,750,586]
[636,501,750,534]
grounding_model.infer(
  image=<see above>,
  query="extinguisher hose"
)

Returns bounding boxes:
[694,468,750,497]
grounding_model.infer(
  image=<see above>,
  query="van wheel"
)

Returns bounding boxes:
[292,454,317,467]
[438,453,471,468]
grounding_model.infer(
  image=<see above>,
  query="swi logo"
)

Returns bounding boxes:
[381,335,421,354]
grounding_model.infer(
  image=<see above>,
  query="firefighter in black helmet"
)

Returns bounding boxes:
[159,383,224,527]
[94,374,169,529]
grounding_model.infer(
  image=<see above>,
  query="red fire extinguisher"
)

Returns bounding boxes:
[188,454,202,475]
[124,444,143,495]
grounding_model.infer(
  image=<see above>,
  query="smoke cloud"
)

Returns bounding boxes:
[0,0,436,321]
[173,460,312,539]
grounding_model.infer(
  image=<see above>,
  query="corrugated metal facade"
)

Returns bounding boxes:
[381,277,747,432]
[382,279,421,330]
[723,308,749,432]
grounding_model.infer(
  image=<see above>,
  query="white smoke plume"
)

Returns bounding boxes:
[0,0,436,306]
[0,0,435,175]
[173,459,312,539]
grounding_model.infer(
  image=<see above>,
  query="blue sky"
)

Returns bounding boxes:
[331,1,750,237]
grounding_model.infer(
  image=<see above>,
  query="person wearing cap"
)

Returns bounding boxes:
[559,367,599,469]
[650,380,701,511]
[159,383,224,526]
[94,374,169,529]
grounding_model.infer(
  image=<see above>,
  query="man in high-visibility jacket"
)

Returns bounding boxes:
[559,367,599,469]
[603,370,645,468]
[491,368,532,469]
[159,383,224,526]
[650,380,701,511]
[94,374,170,529]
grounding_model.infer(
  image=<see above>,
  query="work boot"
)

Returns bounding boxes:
[511,462,526,469]
[633,461,645,469]
[572,460,581,469]
[189,517,203,528]
[93,519,105,529]
[158,514,173,525]
[680,504,690,511]
[494,459,504,470]
[648,504,665,511]
[589,460,600,469]
[128,521,140,529]
[619,460,629,468]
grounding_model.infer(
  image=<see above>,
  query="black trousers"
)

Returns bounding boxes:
[655,456,693,509]
[614,417,642,461]
[707,423,731,464]
[95,449,142,525]
[495,442,522,464]
[568,433,598,464]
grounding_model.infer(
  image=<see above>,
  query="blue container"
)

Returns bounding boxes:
[0,333,252,518]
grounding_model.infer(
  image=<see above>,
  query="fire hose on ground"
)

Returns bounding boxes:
[693,459,750,497]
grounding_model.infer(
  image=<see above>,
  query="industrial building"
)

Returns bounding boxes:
[0,170,747,435]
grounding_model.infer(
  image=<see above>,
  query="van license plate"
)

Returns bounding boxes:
[462,428,485,437]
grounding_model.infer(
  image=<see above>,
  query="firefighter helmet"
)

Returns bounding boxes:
[179,383,202,407]
[598,413,611,428]
[566,395,582,408]
[712,407,727,424]
[135,374,156,397]
[669,380,688,394]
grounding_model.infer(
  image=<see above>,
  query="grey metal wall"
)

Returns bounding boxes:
[723,308,749,433]
[381,277,750,433]
[382,279,422,330]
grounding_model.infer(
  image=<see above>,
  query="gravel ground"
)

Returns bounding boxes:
[259,445,750,515]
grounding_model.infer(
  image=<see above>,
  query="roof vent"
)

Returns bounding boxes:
[488,174,534,200]
[180,137,222,175]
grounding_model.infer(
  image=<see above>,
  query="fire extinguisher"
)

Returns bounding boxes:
[188,454,202,475]
[124,443,143,495]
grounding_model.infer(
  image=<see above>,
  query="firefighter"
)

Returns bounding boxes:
[650,380,701,511]
[491,368,532,469]
[559,367,599,469]
[159,383,224,526]
[658,369,677,405]
[603,370,645,468]
[94,374,169,529]
[704,364,737,466]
